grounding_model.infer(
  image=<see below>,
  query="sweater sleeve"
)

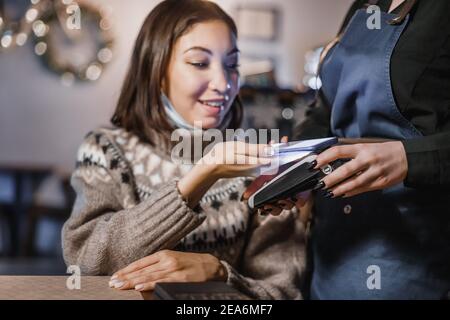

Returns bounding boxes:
[220,210,307,300]
[401,131,450,187]
[61,133,206,275]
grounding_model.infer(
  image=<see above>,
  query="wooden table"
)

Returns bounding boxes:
[0,276,154,300]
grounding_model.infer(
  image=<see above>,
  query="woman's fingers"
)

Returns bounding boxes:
[134,278,173,292]
[341,180,380,198]
[205,142,272,166]
[277,199,295,210]
[133,269,203,292]
[113,253,160,278]
[204,155,272,169]
[329,168,378,197]
[232,137,288,158]
[268,136,288,146]
[341,169,393,198]
[113,262,166,284]
[211,139,293,166]
[112,270,169,290]
[226,154,272,166]
[259,199,295,216]
[227,141,272,157]
[224,158,273,177]
[262,204,283,216]
[315,145,359,168]
[320,158,367,190]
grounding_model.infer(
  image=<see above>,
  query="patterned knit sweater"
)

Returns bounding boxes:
[62,127,306,299]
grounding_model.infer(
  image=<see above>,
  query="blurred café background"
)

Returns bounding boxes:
[0,0,353,274]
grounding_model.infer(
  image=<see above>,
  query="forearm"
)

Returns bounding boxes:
[402,131,450,187]
[62,178,206,275]
[177,162,218,208]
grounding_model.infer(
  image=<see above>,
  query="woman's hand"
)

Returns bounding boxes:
[109,250,227,292]
[259,137,311,215]
[313,141,408,198]
[259,192,310,216]
[201,141,273,179]
[177,141,272,208]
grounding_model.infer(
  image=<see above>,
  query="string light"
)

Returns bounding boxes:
[16,32,28,46]
[1,32,12,48]
[98,47,113,63]
[25,8,39,23]
[40,2,114,84]
[34,41,47,55]
[0,0,46,51]
[85,63,102,81]
[32,20,49,37]
[0,0,114,84]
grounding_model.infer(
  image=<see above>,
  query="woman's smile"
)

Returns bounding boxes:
[198,98,227,116]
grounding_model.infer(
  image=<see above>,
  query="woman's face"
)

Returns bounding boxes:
[164,20,240,129]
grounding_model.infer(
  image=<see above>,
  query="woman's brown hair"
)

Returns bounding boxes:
[111,0,243,147]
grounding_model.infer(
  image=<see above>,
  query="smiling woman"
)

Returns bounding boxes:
[61,0,306,300]
[163,22,241,129]
[110,0,243,145]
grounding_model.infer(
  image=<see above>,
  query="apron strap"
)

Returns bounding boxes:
[312,0,417,107]
[365,0,417,24]
[388,0,417,25]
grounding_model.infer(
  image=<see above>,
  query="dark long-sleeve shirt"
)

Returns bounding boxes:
[294,0,450,187]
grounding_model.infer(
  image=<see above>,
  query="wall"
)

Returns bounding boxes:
[0,0,353,172]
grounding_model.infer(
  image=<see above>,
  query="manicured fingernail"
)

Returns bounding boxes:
[109,279,119,286]
[307,160,317,170]
[114,281,125,288]
[323,190,334,198]
[108,281,115,288]
[110,275,118,280]
[313,181,326,191]
[135,284,144,291]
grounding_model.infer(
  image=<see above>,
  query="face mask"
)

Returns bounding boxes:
[161,92,233,131]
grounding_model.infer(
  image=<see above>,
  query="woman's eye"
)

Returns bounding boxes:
[189,62,209,69]
[227,63,240,70]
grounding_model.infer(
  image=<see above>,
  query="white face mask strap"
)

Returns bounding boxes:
[161,92,197,130]
[161,92,233,131]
